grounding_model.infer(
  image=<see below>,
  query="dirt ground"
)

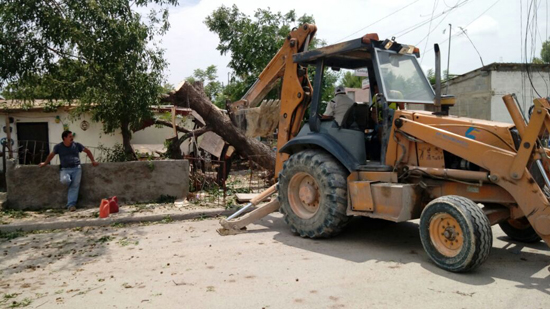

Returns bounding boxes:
[1,214,549,308]
[0,200,221,227]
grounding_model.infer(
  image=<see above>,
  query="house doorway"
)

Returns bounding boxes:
[16,122,50,165]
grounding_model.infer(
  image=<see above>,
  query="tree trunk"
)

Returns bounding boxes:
[121,121,137,160]
[162,82,275,172]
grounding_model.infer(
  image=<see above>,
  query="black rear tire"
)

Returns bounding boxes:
[499,219,541,243]
[278,149,350,238]
[419,196,492,272]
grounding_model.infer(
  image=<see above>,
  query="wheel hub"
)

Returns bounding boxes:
[288,172,320,219]
[299,183,317,205]
[443,227,457,241]
[429,213,464,257]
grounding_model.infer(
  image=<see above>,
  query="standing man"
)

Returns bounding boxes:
[322,85,355,126]
[39,130,99,211]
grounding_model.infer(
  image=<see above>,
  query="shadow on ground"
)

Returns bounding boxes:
[253,214,550,296]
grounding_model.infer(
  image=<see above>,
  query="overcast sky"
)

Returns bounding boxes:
[161,0,549,86]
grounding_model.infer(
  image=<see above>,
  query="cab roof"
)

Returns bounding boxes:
[293,36,419,69]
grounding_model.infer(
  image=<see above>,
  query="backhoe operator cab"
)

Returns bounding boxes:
[280,34,434,172]
[276,32,550,272]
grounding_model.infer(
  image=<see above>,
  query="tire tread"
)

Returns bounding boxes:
[420,195,492,272]
[278,150,350,238]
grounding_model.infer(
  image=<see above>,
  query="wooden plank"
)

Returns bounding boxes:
[235,193,272,203]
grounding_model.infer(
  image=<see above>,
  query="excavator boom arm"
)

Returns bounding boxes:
[239,24,317,108]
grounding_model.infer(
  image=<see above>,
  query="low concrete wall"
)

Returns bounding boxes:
[5,160,189,210]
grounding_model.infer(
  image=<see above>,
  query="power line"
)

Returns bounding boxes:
[530,0,549,95]
[420,0,440,64]
[521,0,527,107]
[393,0,470,38]
[334,0,421,43]
[425,0,502,53]
[443,0,461,8]
[525,0,542,98]
[458,27,484,67]
[414,4,456,46]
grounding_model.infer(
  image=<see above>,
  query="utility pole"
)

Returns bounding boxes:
[446,24,452,95]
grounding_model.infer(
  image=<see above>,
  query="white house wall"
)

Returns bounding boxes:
[490,70,550,123]
[0,110,122,170]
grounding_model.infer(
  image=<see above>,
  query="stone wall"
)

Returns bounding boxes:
[5,160,189,210]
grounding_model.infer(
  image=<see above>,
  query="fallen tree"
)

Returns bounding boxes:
[161,81,276,172]
[153,119,212,159]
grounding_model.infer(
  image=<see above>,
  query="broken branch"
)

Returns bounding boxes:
[162,81,275,172]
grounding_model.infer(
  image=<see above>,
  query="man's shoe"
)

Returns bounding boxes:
[68,206,76,212]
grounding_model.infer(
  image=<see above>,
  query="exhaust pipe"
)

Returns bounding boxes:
[434,44,442,113]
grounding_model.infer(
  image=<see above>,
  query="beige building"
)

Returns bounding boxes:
[345,87,371,103]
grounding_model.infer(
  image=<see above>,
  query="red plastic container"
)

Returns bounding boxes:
[109,196,119,213]
[99,199,110,218]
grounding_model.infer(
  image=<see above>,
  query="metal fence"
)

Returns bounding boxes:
[186,155,273,208]
[243,155,274,193]
[186,157,227,207]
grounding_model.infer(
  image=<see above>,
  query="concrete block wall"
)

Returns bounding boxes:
[5,160,189,210]
[490,70,550,123]
[447,70,492,120]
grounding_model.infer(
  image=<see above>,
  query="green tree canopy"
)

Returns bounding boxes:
[205,5,315,78]
[0,0,177,156]
[186,65,224,107]
[341,71,363,88]
[426,69,450,85]
[541,40,550,63]
[205,5,339,105]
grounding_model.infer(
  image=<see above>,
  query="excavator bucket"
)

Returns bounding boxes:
[245,99,280,138]
[230,99,280,138]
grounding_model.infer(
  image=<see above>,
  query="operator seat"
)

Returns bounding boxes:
[340,103,371,131]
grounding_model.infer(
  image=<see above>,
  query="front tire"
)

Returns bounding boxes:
[278,150,350,238]
[419,196,492,272]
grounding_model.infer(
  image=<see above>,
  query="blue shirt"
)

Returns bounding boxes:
[53,142,84,168]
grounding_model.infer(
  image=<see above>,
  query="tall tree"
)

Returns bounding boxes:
[341,71,363,88]
[205,5,339,104]
[186,65,224,108]
[0,0,177,157]
[539,40,550,63]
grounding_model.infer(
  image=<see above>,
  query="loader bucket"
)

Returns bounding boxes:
[230,99,280,138]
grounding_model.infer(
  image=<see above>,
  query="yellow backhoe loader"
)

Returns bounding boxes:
[221,24,550,272]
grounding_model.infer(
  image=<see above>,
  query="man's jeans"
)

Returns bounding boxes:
[60,166,82,208]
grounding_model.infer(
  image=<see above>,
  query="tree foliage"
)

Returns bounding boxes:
[341,71,363,88]
[186,65,224,107]
[426,69,450,85]
[541,40,550,63]
[205,5,315,78]
[205,5,339,105]
[0,0,177,156]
